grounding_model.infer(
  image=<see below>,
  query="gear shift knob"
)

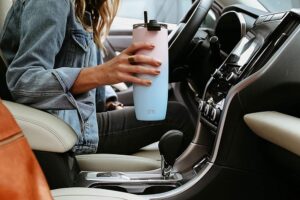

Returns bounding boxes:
[159,130,184,177]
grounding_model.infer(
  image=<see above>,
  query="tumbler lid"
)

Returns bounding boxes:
[133,11,167,31]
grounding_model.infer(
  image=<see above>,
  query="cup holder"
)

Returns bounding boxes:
[143,185,178,194]
[90,184,179,194]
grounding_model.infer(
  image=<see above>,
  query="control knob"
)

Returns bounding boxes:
[210,107,221,122]
[226,72,239,83]
[204,104,212,117]
[198,100,206,112]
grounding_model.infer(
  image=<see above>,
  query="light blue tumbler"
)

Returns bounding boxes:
[132,14,168,121]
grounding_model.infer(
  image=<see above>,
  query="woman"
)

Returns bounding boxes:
[0,0,195,155]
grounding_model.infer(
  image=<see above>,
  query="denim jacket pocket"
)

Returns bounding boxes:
[68,29,94,68]
[71,29,93,52]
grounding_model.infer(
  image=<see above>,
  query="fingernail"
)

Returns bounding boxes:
[147,42,155,48]
[155,70,160,75]
[156,60,162,66]
[146,80,152,86]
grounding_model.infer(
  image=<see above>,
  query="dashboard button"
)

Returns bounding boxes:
[204,104,212,117]
[199,100,206,112]
[210,108,221,122]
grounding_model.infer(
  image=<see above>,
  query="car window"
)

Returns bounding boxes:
[115,0,217,30]
[258,0,300,12]
[117,0,192,24]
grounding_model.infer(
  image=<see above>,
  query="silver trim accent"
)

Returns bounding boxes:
[204,104,210,116]
[161,155,173,178]
[210,108,217,121]
[236,12,247,37]
[145,163,213,199]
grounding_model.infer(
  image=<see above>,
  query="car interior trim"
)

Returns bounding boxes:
[145,13,300,200]
[236,11,247,36]
[145,163,213,200]
[52,187,147,200]
[162,13,300,200]
[76,154,160,172]
[210,24,300,162]
[244,111,300,157]
[3,100,77,153]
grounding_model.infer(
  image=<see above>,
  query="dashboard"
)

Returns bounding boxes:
[199,10,299,130]
[214,5,264,55]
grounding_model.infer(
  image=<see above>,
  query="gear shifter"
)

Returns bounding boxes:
[158,130,184,178]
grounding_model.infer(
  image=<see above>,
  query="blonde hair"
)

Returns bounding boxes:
[75,0,120,50]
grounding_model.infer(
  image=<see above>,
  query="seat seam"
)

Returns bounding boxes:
[13,115,70,150]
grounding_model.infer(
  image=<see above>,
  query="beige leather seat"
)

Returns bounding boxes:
[76,154,160,172]
[3,100,160,171]
[0,0,12,29]
[52,188,146,200]
[76,143,161,172]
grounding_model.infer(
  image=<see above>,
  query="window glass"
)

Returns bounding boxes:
[259,0,300,12]
[117,0,192,24]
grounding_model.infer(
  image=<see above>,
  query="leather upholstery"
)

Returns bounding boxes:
[133,142,161,161]
[52,188,146,200]
[0,0,12,29]
[0,100,53,200]
[3,100,77,153]
[76,154,160,172]
[244,111,300,156]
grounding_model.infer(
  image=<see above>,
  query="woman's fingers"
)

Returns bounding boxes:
[126,54,161,67]
[119,64,160,75]
[120,73,152,86]
[123,42,155,55]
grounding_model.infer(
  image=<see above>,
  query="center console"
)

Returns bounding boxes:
[199,11,299,131]
[75,170,182,194]
[74,130,189,194]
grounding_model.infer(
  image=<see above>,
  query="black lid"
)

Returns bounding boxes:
[133,11,167,31]
[147,20,162,31]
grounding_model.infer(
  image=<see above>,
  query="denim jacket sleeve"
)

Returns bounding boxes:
[6,0,81,109]
[105,85,118,102]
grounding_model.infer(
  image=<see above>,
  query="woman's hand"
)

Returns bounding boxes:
[97,42,161,86]
[71,42,161,95]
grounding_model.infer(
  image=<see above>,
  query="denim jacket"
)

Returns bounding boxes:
[0,0,115,154]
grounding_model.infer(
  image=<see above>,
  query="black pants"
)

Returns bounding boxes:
[96,102,195,155]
